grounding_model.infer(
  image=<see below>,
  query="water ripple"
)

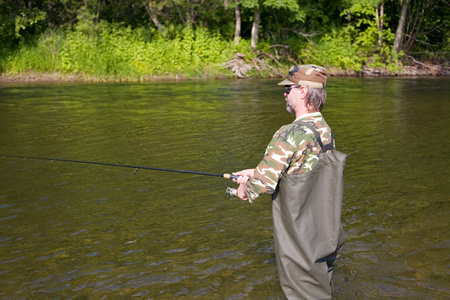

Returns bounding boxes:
[0,215,18,221]
[122,249,144,255]
[36,251,66,261]
[0,256,26,265]
[197,263,226,275]
[71,229,87,236]
[164,248,187,254]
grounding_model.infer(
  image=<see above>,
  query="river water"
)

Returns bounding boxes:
[0,77,448,299]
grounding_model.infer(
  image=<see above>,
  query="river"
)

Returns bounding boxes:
[0,77,449,299]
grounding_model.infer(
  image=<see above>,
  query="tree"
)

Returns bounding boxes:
[394,0,409,52]
[376,1,385,48]
[251,6,260,48]
[144,0,164,30]
[238,0,260,48]
[234,0,241,44]
[392,0,449,60]
[238,0,306,48]
[345,0,386,52]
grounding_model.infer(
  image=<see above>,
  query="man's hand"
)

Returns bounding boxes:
[232,168,255,184]
[237,183,249,201]
[232,169,254,201]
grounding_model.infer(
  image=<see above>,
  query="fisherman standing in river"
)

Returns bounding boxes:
[233,64,347,299]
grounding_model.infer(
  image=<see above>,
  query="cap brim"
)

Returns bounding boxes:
[277,79,296,86]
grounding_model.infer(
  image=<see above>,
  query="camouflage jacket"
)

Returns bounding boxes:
[246,112,334,203]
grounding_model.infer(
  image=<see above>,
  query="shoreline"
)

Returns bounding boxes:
[1,65,449,84]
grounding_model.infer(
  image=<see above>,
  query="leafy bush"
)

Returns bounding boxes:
[3,20,237,80]
[301,28,365,71]
[6,31,63,74]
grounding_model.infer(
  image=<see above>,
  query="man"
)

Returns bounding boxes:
[233,64,347,299]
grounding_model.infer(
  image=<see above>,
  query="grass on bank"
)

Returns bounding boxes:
[3,22,237,81]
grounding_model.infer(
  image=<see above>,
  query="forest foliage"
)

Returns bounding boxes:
[0,0,449,81]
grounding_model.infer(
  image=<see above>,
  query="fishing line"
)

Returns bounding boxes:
[1,154,239,180]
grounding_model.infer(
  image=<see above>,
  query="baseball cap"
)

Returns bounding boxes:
[278,64,327,89]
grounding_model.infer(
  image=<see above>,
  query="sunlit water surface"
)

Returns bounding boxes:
[0,78,449,299]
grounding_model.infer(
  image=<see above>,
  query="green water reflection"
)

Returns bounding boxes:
[0,78,449,299]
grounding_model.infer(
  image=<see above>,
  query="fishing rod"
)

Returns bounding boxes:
[1,154,240,181]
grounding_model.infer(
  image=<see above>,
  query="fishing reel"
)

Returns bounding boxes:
[226,186,238,197]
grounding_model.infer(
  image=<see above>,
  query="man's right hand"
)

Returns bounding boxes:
[237,183,249,201]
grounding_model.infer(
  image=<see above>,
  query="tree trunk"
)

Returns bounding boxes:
[145,1,163,31]
[234,1,241,44]
[403,0,426,53]
[376,2,384,49]
[251,7,260,49]
[394,0,409,53]
[176,4,186,26]
[186,0,191,24]
[96,0,100,23]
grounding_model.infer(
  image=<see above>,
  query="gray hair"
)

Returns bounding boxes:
[305,86,327,111]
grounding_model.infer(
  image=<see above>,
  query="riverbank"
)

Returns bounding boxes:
[1,63,449,84]
[2,22,448,85]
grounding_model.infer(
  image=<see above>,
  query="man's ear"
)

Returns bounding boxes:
[299,86,308,99]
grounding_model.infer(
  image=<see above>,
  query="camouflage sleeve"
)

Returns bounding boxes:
[246,125,298,203]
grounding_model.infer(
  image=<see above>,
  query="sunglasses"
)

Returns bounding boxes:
[284,85,300,94]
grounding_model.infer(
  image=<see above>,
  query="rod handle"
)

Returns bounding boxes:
[223,173,239,180]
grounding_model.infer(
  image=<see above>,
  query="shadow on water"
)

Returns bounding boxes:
[0,78,449,299]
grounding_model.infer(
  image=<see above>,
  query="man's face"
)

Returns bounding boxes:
[284,85,298,114]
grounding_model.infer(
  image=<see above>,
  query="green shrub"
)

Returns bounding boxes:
[6,32,62,74]
[301,28,365,71]
[57,21,234,80]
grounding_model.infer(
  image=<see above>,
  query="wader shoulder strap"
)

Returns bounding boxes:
[297,121,334,153]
